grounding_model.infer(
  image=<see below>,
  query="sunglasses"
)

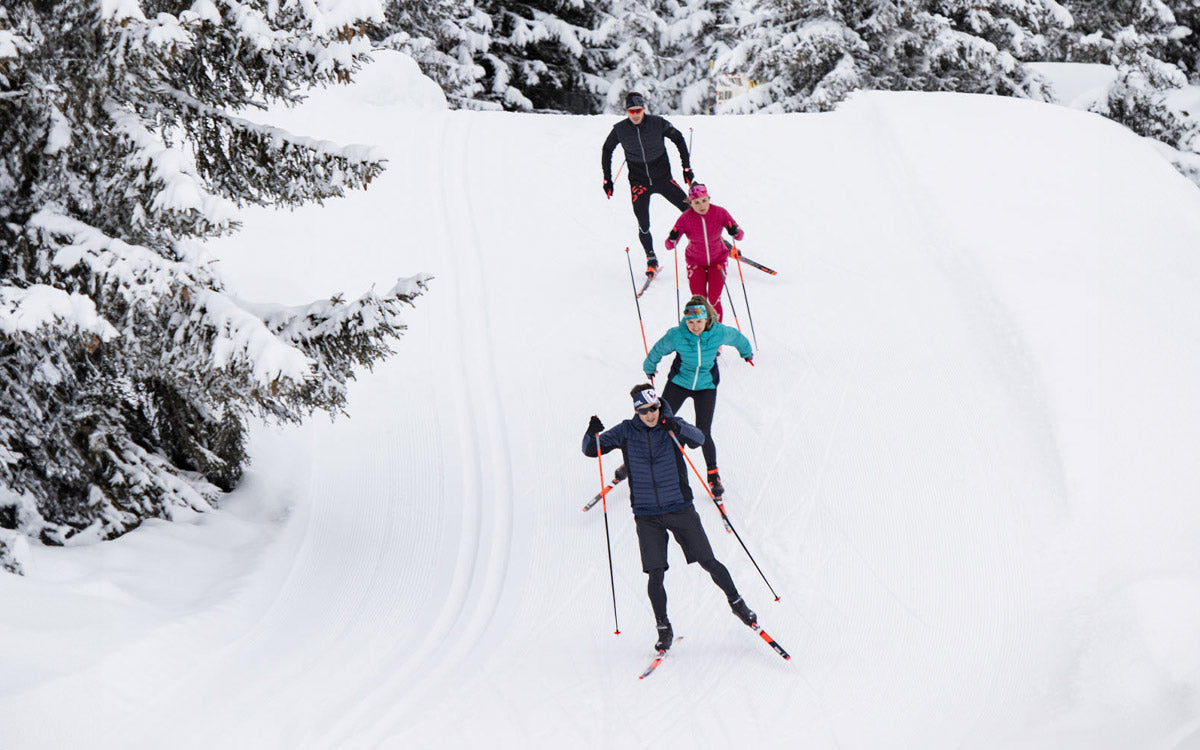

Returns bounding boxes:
[626,107,644,115]
[635,404,660,415]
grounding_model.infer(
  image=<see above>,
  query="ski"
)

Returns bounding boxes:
[636,270,657,298]
[735,253,776,276]
[750,623,790,660]
[583,473,626,512]
[638,636,682,679]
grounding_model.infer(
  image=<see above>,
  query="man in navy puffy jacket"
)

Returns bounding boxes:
[582,384,757,652]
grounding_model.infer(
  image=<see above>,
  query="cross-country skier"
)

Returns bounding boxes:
[601,92,693,278]
[643,295,753,499]
[583,384,756,652]
[664,183,744,321]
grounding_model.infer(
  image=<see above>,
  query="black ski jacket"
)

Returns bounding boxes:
[601,115,690,187]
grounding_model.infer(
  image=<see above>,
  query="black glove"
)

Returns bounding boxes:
[744,356,754,366]
[682,167,694,185]
[614,464,628,481]
[603,179,613,198]
[663,416,682,433]
[587,415,604,436]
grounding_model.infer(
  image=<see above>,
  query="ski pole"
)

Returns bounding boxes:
[674,246,681,323]
[667,430,782,602]
[596,432,621,634]
[720,266,743,334]
[614,159,626,185]
[624,247,650,356]
[731,245,759,349]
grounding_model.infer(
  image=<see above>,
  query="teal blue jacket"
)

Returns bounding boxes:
[643,321,753,392]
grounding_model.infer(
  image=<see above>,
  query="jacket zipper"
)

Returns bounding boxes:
[647,429,662,511]
[692,334,702,390]
[701,214,710,264]
[635,125,651,186]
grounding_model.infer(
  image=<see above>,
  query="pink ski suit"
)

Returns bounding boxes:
[665,204,743,320]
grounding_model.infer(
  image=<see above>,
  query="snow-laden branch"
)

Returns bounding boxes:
[185,288,314,386]
[153,85,384,166]
[30,209,212,304]
[105,102,238,224]
[0,285,119,340]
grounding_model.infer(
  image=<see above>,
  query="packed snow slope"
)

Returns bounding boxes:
[4,53,1200,749]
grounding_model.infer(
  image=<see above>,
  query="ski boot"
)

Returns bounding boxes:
[707,468,724,498]
[729,596,757,626]
[646,254,659,278]
[654,619,674,652]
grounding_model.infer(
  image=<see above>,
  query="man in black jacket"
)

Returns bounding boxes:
[601,92,693,277]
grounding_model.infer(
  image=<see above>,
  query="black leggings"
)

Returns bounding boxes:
[631,179,689,255]
[647,560,739,622]
[662,381,719,471]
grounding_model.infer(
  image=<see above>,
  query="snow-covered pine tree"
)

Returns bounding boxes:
[605,0,674,111]
[1163,0,1200,81]
[0,1,428,550]
[374,0,493,108]
[1044,0,1117,61]
[720,0,1068,112]
[1091,3,1194,146]
[659,0,735,114]
[718,0,868,113]
[868,0,1066,100]
[477,0,610,112]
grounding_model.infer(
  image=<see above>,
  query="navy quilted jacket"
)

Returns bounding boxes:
[581,403,704,516]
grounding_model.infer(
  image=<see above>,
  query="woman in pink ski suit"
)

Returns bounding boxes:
[664,183,743,321]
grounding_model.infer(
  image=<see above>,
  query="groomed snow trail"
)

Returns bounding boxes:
[3,55,1200,749]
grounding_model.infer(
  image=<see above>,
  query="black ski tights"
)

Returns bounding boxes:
[700,558,739,600]
[647,567,668,622]
[647,560,740,623]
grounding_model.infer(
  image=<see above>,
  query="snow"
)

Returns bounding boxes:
[4,50,1200,749]
[1028,61,1117,109]
[0,285,119,339]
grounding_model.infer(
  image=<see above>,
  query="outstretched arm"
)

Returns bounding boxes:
[721,323,754,360]
[663,121,690,170]
[643,329,677,377]
[582,420,625,457]
[668,417,704,448]
[601,129,619,182]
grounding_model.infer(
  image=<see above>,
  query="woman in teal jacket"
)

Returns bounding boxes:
[643,295,753,497]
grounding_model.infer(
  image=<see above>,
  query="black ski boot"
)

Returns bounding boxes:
[707,469,724,498]
[729,596,757,626]
[654,619,674,652]
[646,254,659,277]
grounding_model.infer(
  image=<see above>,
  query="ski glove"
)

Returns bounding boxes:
[663,416,683,433]
[665,228,680,251]
[603,179,614,198]
[744,357,754,366]
[588,415,604,436]
[682,167,695,185]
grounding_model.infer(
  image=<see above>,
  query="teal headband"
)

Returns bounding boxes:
[682,304,708,321]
